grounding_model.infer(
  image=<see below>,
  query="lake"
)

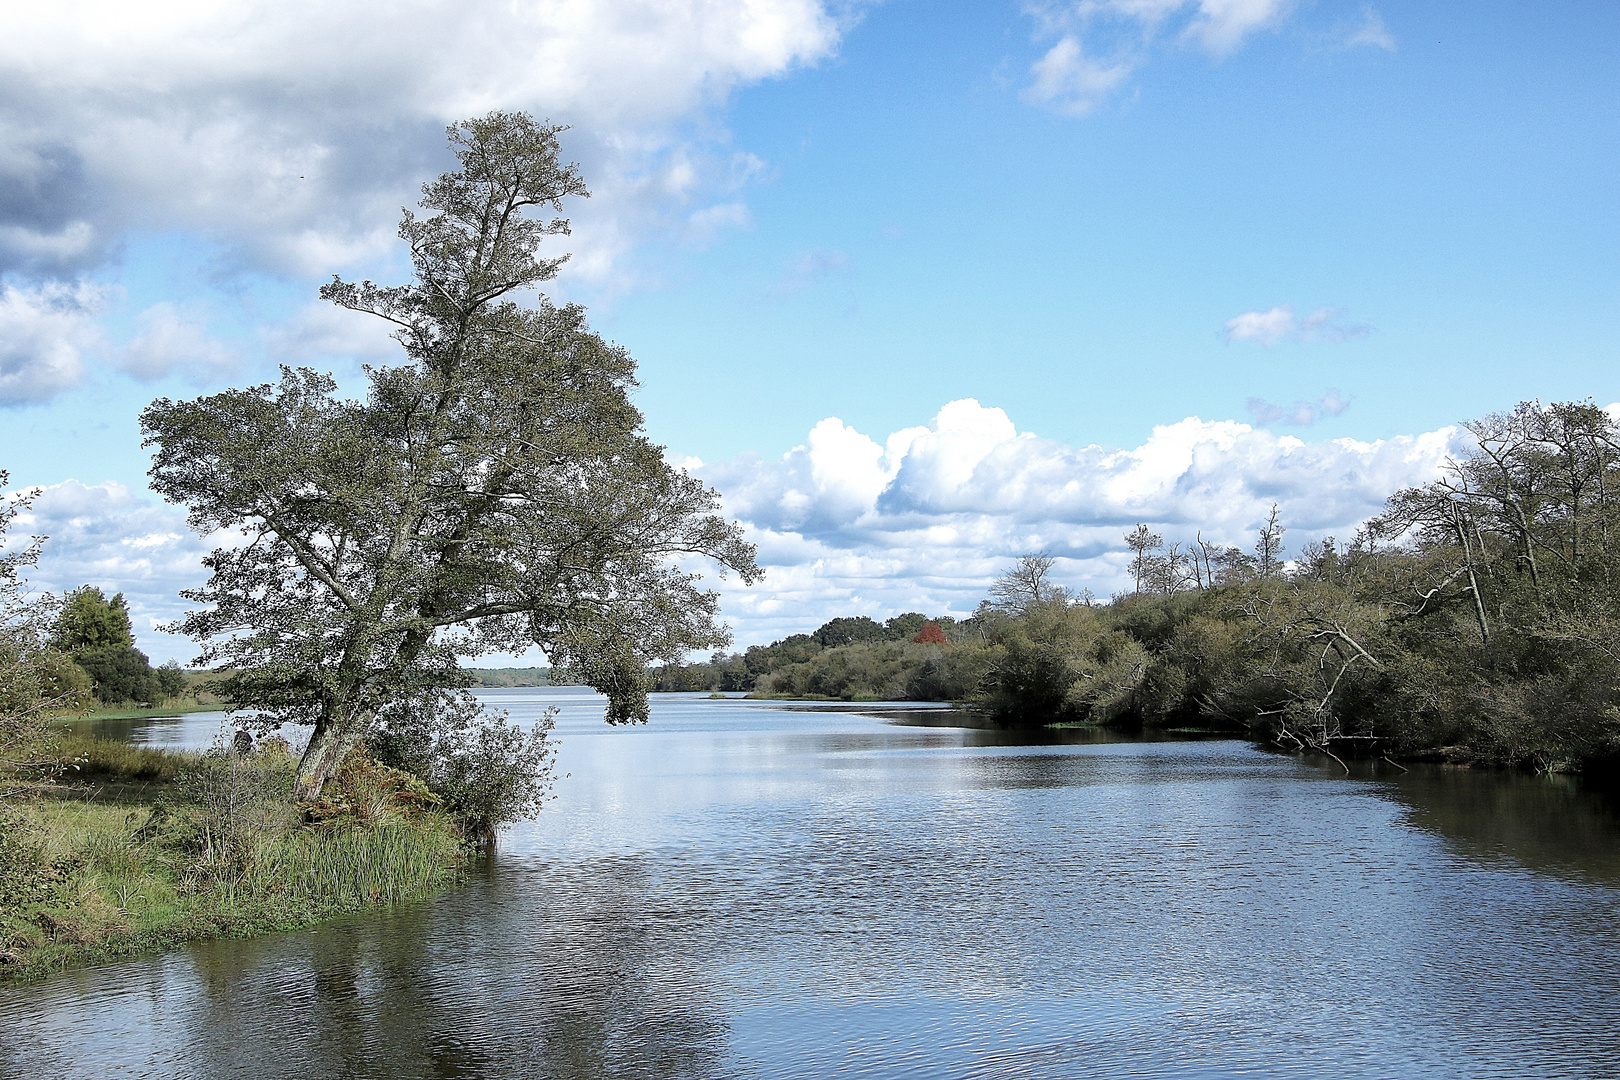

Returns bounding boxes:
[5,687,1620,1079]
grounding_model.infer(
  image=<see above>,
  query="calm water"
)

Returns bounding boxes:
[6,688,1620,1079]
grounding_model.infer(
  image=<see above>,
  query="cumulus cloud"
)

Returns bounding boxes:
[1223,304,1369,345]
[12,398,1467,658]
[118,303,242,383]
[11,480,217,664]
[698,398,1463,643]
[0,280,109,404]
[0,1,842,284]
[1021,0,1294,114]
[261,301,403,369]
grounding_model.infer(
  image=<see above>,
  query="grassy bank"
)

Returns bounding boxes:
[1,734,466,982]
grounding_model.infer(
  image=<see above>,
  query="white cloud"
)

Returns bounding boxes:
[11,398,1468,660]
[1224,303,1369,345]
[0,280,109,405]
[698,398,1464,643]
[1246,388,1352,427]
[0,1,843,285]
[261,301,403,369]
[118,303,242,383]
[1182,0,1292,57]
[1023,36,1136,116]
[1021,0,1294,114]
[686,201,754,247]
[1342,5,1396,51]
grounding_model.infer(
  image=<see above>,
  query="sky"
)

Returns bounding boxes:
[1,0,1617,663]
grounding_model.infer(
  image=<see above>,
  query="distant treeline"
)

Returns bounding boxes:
[464,667,554,688]
[669,400,1620,775]
[650,613,976,697]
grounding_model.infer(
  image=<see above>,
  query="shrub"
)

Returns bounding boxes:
[423,712,555,838]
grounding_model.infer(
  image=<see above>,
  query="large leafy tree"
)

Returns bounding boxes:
[143,113,760,797]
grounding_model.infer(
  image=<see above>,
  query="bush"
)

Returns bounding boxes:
[422,712,555,838]
[0,814,67,927]
[368,690,557,838]
[300,749,441,826]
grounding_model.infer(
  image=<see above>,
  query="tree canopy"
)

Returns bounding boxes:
[142,113,760,797]
[48,586,134,653]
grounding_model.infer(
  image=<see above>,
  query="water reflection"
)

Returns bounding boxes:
[6,690,1620,1080]
[169,857,744,1080]
[1377,763,1620,886]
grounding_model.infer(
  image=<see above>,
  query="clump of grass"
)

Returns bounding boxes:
[245,820,463,906]
[54,731,195,784]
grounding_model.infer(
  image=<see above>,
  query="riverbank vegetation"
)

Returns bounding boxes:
[1,733,464,980]
[667,401,1620,775]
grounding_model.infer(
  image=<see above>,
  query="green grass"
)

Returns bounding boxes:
[1,743,468,982]
[244,821,463,907]
[52,731,196,784]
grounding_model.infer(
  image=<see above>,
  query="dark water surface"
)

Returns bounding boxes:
[6,688,1620,1079]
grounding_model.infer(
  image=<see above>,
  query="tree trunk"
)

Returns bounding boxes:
[294,714,367,799]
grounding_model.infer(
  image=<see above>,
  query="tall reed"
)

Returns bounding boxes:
[243,820,463,907]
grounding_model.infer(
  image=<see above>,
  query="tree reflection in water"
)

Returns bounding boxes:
[170,855,743,1080]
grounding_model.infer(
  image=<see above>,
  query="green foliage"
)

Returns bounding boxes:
[49,587,134,654]
[754,638,994,702]
[464,667,552,687]
[652,612,983,696]
[140,112,758,798]
[884,612,930,639]
[367,690,554,836]
[44,586,176,707]
[812,616,887,648]
[74,645,162,706]
[154,661,188,700]
[420,713,554,838]
[972,400,1620,773]
[2,472,97,913]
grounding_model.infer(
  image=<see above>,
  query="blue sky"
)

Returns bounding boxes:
[1,0,1617,660]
